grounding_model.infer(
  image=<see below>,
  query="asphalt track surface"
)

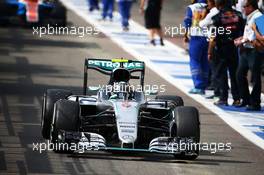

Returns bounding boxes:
[0,2,264,175]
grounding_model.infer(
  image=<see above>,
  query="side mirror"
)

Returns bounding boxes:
[88,86,101,91]
[145,89,158,96]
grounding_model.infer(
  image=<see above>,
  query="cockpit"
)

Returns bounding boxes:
[98,68,144,102]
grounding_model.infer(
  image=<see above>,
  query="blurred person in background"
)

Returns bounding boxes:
[236,0,247,12]
[199,0,220,28]
[234,0,263,111]
[88,0,100,12]
[102,0,114,21]
[253,14,264,73]
[184,0,209,94]
[210,0,244,106]
[252,14,264,50]
[258,0,264,12]
[226,0,237,7]
[199,0,220,99]
[253,14,264,75]
[116,0,133,31]
[140,0,164,46]
[236,0,263,13]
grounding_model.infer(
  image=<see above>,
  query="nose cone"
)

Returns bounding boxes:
[121,135,136,143]
[112,101,139,144]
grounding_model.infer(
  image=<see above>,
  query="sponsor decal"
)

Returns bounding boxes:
[88,60,144,70]
[121,129,134,133]
[120,125,136,129]
[122,135,134,141]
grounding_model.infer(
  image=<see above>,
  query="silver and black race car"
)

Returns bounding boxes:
[0,0,66,26]
[41,58,200,160]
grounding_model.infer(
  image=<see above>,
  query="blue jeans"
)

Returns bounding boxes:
[102,0,114,19]
[118,1,132,27]
[189,36,209,90]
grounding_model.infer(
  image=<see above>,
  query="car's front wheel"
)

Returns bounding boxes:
[172,106,200,160]
[41,89,72,139]
[50,99,80,153]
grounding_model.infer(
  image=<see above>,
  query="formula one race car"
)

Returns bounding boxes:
[0,0,66,26]
[41,58,200,160]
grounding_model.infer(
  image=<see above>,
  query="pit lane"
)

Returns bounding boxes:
[0,3,264,175]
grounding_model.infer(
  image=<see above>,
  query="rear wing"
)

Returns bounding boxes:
[83,58,145,95]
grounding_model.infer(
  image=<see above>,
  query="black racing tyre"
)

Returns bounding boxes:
[173,106,200,160]
[156,95,184,106]
[41,89,72,139]
[53,99,80,131]
[51,99,79,153]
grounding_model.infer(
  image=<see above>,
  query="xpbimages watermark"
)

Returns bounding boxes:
[98,83,167,95]
[32,24,100,38]
[164,24,232,37]
[32,141,232,154]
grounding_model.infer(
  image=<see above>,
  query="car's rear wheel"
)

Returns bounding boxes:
[156,95,184,106]
[51,99,80,153]
[41,89,72,139]
[172,106,200,160]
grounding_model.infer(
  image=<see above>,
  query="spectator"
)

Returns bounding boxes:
[102,0,114,21]
[252,14,264,50]
[236,0,246,13]
[116,0,134,31]
[183,0,209,94]
[234,0,263,111]
[259,0,264,12]
[236,0,263,13]
[210,0,244,106]
[88,0,100,12]
[140,0,164,46]
[253,14,264,75]
[199,0,220,98]
[226,0,237,7]
[199,0,219,28]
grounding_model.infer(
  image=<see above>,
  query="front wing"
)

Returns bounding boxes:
[58,131,198,156]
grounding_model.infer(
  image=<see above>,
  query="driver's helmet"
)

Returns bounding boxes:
[110,81,133,100]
